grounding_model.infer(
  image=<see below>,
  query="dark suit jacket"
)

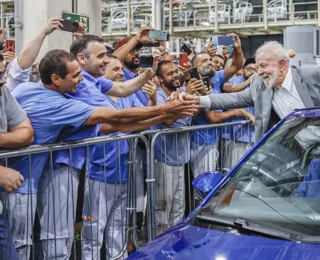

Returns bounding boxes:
[208,65,320,142]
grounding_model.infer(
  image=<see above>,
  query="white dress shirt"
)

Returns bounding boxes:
[6,58,32,91]
[272,67,305,119]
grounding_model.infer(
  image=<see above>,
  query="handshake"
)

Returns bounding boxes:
[163,89,200,119]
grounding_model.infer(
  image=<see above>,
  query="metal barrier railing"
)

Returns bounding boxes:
[0,133,149,260]
[141,120,253,240]
[0,120,253,258]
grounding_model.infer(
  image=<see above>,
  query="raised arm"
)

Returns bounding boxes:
[113,27,154,63]
[17,17,63,70]
[106,68,155,97]
[223,34,244,81]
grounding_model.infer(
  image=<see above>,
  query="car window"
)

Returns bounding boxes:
[205,116,320,238]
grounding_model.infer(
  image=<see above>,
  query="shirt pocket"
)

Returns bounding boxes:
[0,116,8,132]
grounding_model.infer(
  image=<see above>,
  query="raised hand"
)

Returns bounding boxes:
[135,27,156,44]
[142,80,158,103]
[186,78,207,95]
[41,17,64,36]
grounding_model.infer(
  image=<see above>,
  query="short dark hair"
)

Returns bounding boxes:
[0,54,4,63]
[214,54,224,60]
[191,52,207,67]
[39,50,76,85]
[70,34,104,57]
[156,60,173,77]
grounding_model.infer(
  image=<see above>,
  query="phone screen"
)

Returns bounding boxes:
[149,30,167,41]
[179,53,188,66]
[189,67,201,80]
[5,40,15,53]
[143,42,161,47]
[202,77,210,90]
[180,44,192,55]
[139,55,153,68]
[217,36,235,46]
[61,20,79,33]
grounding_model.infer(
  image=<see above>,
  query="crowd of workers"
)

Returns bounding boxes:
[1,16,319,260]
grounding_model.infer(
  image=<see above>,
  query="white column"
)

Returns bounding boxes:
[16,0,101,61]
[175,38,180,53]
[77,0,101,36]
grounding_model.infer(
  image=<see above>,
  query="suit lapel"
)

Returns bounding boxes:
[292,67,314,108]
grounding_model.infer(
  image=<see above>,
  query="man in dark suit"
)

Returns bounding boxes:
[176,41,320,143]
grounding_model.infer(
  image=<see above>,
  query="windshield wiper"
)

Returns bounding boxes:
[197,214,300,242]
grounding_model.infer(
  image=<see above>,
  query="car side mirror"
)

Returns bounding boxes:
[192,171,224,200]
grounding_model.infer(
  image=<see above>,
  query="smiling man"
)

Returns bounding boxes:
[151,60,193,236]
[35,35,197,259]
[179,41,320,143]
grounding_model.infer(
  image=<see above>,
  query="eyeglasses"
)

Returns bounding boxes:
[245,67,258,73]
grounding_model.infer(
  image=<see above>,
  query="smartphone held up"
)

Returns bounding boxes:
[60,20,79,33]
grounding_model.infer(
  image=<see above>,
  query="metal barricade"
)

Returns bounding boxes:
[0,133,149,260]
[143,120,253,240]
[0,121,254,258]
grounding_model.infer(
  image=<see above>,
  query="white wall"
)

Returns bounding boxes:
[17,0,101,61]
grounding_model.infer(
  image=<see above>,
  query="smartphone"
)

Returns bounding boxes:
[149,30,167,41]
[217,36,235,46]
[180,43,192,55]
[143,42,160,47]
[166,33,170,41]
[179,53,188,66]
[5,39,15,53]
[139,54,153,68]
[189,67,201,80]
[210,36,218,48]
[226,45,233,53]
[60,20,79,33]
[202,77,210,90]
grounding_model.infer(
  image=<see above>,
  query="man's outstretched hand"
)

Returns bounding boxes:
[164,89,199,117]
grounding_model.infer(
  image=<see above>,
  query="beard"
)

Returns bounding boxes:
[124,56,139,70]
[163,78,181,90]
[198,67,215,78]
[263,67,279,89]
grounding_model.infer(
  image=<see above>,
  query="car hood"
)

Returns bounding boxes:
[128,223,320,260]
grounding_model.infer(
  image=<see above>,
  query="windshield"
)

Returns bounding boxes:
[201,116,320,240]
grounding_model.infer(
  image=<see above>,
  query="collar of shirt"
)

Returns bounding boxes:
[81,69,102,88]
[280,67,292,91]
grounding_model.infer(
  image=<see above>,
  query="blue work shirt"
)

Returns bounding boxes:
[221,76,255,143]
[151,86,191,166]
[89,94,144,184]
[191,70,226,146]
[292,158,320,198]
[54,70,114,170]
[123,67,149,106]
[9,82,95,193]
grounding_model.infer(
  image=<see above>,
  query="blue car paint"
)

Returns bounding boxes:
[128,108,320,260]
[129,223,320,260]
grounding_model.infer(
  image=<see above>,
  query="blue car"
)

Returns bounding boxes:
[128,108,320,260]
